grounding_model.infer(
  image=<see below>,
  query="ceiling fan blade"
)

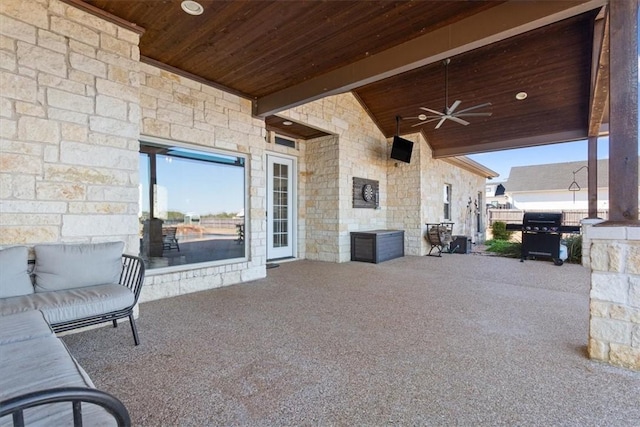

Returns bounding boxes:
[447,100,461,114]
[410,118,441,127]
[419,107,444,116]
[455,112,493,117]
[455,102,492,114]
[447,116,470,126]
[434,117,447,129]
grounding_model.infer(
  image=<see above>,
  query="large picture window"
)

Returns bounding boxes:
[139,142,246,269]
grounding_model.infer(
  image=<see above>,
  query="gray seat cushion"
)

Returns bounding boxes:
[0,336,116,427]
[0,310,53,345]
[0,246,34,298]
[0,284,134,325]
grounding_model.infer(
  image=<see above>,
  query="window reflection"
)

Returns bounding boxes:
[139,142,246,269]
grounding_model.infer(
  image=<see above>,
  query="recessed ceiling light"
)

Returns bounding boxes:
[282,121,293,126]
[181,0,204,15]
[516,91,528,100]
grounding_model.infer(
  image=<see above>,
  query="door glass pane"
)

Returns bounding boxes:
[272,161,289,248]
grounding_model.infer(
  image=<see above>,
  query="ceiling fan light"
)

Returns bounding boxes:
[516,91,528,100]
[181,0,204,15]
[418,114,427,121]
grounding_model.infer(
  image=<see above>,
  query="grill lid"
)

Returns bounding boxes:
[522,212,562,232]
[522,212,562,225]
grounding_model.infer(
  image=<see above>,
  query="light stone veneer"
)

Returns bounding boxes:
[2,0,638,376]
[280,94,389,262]
[395,132,485,256]
[0,0,268,303]
[137,63,267,302]
[280,94,486,260]
[587,225,640,370]
[0,0,140,251]
[0,0,488,303]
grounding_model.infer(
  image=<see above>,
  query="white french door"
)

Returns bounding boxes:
[267,155,295,260]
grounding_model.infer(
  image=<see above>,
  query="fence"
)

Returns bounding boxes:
[487,209,609,227]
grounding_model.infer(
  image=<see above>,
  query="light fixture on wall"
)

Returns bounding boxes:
[181,0,204,15]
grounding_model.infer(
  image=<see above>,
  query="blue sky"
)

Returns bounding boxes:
[468,137,611,182]
[140,154,245,215]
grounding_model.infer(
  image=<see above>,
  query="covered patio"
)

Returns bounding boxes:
[62,255,640,425]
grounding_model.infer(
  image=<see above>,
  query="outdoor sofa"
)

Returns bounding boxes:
[0,242,145,426]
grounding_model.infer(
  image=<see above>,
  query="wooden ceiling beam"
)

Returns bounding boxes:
[588,8,610,137]
[431,129,588,158]
[254,0,607,117]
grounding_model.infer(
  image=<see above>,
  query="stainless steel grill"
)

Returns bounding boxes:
[506,212,580,265]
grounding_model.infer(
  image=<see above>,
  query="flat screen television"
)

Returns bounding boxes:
[390,135,413,163]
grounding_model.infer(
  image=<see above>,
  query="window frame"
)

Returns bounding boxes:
[443,183,452,221]
[138,135,250,273]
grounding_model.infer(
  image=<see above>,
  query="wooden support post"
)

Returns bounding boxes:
[607,0,638,223]
[588,136,599,218]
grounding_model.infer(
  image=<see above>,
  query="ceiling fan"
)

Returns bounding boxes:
[409,58,492,129]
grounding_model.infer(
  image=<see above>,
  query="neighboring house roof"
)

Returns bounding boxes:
[505,158,640,192]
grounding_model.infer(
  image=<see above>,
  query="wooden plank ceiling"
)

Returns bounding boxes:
[78,0,607,157]
[355,12,597,156]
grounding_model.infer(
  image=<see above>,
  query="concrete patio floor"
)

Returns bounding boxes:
[62,254,640,426]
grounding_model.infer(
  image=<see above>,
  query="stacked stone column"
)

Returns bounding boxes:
[588,226,640,370]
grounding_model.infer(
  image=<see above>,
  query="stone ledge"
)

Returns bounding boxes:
[587,225,629,240]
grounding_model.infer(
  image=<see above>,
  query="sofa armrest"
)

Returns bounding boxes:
[119,254,145,306]
[0,387,130,427]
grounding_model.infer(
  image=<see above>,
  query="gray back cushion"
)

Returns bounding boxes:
[0,246,34,298]
[34,242,124,292]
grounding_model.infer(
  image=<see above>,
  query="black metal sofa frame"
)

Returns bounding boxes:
[0,254,144,426]
[1,387,130,427]
[47,254,146,346]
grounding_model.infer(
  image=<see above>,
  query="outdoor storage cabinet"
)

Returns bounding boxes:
[450,235,471,254]
[351,230,404,263]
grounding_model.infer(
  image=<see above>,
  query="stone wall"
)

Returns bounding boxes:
[387,133,422,255]
[281,93,388,263]
[0,0,141,252]
[387,132,486,256]
[282,96,487,260]
[137,63,266,301]
[303,135,341,262]
[0,0,269,303]
[420,142,484,239]
[587,226,640,370]
[1,0,489,303]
